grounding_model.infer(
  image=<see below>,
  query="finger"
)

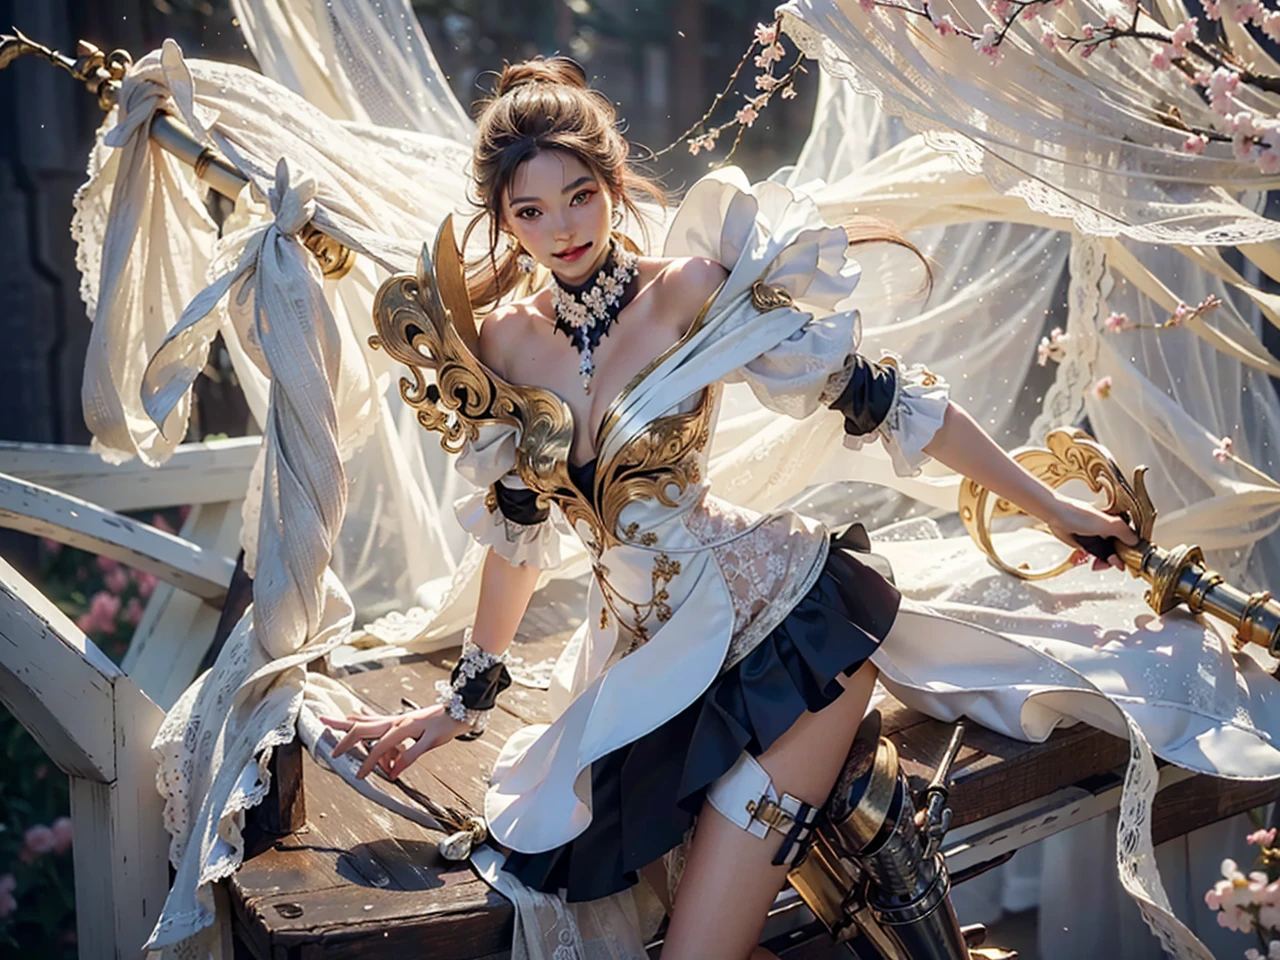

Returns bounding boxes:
[387,733,439,779]
[1092,557,1107,573]
[1110,516,1140,546]
[333,719,392,758]
[318,715,354,731]
[1069,548,1088,566]
[358,723,415,780]
[1109,554,1124,571]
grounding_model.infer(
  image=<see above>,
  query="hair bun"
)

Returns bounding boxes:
[494,56,588,96]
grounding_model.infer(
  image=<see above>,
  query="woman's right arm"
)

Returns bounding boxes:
[324,545,541,779]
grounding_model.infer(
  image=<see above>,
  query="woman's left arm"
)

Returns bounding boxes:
[923,402,1138,569]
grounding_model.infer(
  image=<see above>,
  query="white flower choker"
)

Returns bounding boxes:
[550,241,640,393]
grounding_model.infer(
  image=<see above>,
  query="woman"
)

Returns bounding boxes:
[322,56,1133,959]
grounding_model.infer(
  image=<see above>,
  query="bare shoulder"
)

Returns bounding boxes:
[651,256,728,327]
[477,292,550,375]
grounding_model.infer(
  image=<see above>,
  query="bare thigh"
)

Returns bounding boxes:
[658,660,879,960]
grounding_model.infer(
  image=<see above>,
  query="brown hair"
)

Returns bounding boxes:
[464,56,930,312]
[464,57,665,314]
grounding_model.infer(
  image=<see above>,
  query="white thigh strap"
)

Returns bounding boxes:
[706,752,820,866]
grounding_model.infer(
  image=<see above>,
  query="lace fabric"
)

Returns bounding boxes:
[683,496,830,672]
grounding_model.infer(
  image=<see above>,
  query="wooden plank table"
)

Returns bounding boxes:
[229,579,1280,959]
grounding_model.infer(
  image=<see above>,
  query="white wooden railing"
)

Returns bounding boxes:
[0,436,258,959]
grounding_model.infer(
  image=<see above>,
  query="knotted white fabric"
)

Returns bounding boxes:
[77,39,219,466]
[139,157,373,953]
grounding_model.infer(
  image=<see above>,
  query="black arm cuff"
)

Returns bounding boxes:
[450,661,513,712]
[492,479,550,525]
[827,356,898,437]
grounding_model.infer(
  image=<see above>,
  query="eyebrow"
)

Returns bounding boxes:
[509,176,597,206]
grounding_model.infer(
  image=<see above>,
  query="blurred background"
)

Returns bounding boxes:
[0,0,815,953]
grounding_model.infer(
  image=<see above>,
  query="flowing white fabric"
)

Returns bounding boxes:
[777,0,1280,246]
[63,7,1280,956]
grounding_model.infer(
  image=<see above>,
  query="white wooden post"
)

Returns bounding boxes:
[0,557,168,960]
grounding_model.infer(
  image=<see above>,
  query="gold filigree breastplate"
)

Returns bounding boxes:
[369,216,718,554]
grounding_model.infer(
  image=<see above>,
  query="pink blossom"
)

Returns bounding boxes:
[104,566,128,595]
[1082,24,1095,38]
[756,72,782,91]
[1091,376,1113,400]
[40,538,63,556]
[136,570,158,599]
[1041,27,1058,49]
[736,104,760,127]
[1204,0,1221,19]
[1260,146,1280,174]
[24,824,55,855]
[933,12,960,35]
[1207,66,1240,103]
[1219,904,1256,933]
[1264,10,1280,41]
[1183,133,1208,154]
[1021,6,1038,20]
[1232,132,1256,162]
[1170,17,1197,52]
[754,22,780,45]
[123,597,143,627]
[1213,436,1234,463]
[151,512,176,535]
[0,874,14,918]
[1104,311,1129,332]
[1080,44,1096,58]
[1150,46,1174,70]
[992,0,1013,18]
[1105,13,1119,27]
[95,555,120,574]
[781,84,798,99]
[51,817,73,854]
[859,0,876,11]
[1206,877,1235,909]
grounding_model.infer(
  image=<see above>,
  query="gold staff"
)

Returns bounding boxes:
[0,29,354,279]
[958,427,1280,656]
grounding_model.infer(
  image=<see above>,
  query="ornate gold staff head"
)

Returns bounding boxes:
[960,427,1280,657]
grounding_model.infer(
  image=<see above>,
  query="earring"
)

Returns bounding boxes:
[517,252,536,274]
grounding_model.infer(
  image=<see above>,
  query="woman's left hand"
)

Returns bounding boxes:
[1044,495,1140,572]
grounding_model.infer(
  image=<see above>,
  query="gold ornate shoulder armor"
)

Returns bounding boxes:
[368,216,577,495]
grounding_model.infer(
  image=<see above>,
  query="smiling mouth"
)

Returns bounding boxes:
[552,242,592,263]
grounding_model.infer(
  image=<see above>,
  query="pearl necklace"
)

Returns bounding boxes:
[550,242,640,393]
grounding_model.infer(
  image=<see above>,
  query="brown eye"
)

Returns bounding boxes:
[571,190,594,206]
[516,207,541,220]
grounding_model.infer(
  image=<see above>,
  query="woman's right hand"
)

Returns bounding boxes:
[319,705,472,780]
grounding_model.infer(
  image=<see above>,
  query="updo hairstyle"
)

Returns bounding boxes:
[464,57,665,314]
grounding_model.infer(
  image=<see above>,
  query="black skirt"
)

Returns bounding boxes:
[503,529,900,902]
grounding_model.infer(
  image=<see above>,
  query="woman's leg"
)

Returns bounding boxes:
[659,661,879,960]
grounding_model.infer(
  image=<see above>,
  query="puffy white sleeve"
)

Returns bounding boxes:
[453,422,563,569]
[827,352,951,478]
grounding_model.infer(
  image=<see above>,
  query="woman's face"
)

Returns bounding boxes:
[502,149,615,285]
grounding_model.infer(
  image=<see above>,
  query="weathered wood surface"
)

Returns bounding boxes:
[0,556,169,959]
[0,471,236,601]
[229,578,1280,959]
[2,436,259,511]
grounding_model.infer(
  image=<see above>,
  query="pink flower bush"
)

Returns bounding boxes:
[1213,436,1234,463]
[51,817,73,854]
[76,590,121,635]
[736,103,760,127]
[136,570,158,598]
[24,824,55,856]
[104,565,129,595]
[0,874,15,918]
[1169,17,1197,53]
[1104,311,1129,333]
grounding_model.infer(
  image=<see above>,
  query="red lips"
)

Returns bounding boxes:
[553,242,591,263]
